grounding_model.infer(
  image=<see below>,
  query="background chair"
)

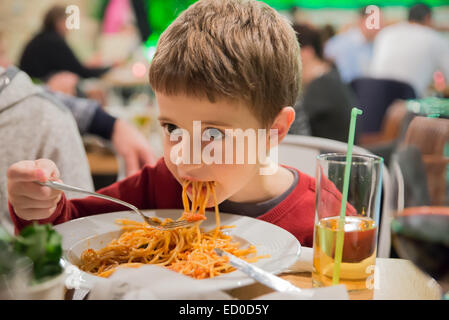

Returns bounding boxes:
[359,100,408,146]
[388,117,449,258]
[278,134,393,258]
[391,145,431,212]
[401,116,449,206]
[349,77,416,135]
[360,100,418,166]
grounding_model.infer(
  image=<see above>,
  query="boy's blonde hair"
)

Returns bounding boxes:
[149,0,301,127]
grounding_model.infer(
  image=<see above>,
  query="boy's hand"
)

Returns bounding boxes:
[7,159,63,221]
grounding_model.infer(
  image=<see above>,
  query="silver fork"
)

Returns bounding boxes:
[36,180,194,230]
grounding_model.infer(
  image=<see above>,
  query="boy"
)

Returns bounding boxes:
[7,0,344,247]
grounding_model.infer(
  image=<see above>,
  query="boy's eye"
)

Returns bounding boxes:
[162,123,180,136]
[203,128,224,141]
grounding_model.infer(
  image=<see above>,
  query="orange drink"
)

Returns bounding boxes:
[313,153,383,298]
[312,216,377,293]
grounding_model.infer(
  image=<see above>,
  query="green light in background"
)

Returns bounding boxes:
[143,33,160,62]
[143,0,197,62]
[141,0,448,61]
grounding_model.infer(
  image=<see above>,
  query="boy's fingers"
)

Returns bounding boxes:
[7,160,39,182]
[14,207,58,221]
[8,160,62,222]
[35,159,60,182]
[7,159,60,182]
[12,194,62,210]
[11,182,62,200]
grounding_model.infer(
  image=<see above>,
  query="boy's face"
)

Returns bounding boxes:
[156,92,269,207]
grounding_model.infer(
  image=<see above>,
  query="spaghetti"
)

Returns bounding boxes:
[181,180,212,222]
[79,181,266,279]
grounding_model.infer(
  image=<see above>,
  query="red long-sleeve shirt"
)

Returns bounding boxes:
[9,158,350,248]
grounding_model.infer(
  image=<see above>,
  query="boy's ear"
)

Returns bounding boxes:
[268,106,295,148]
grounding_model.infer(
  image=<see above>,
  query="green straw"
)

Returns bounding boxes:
[332,107,363,285]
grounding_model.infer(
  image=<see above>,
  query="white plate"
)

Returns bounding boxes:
[54,209,301,291]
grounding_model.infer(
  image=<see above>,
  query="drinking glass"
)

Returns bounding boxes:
[312,153,383,297]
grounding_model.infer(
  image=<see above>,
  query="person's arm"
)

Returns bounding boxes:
[111,119,157,175]
[42,81,159,176]
[41,88,157,173]
[48,34,111,78]
[43,88,115,138]
[8,159,159,232]
[87,106,117,140]
[59,92,158,172]
[55,92,157,172]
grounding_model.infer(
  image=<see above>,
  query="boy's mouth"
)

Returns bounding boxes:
[182,179,216,198]
[185,183,196,195]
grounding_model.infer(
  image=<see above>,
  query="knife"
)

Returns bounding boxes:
[214,248,303,294]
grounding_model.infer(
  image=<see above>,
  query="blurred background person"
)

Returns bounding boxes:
[42,71,157,176]
[319,24,336,45]
[0,33,156,177]
[325,6,383,83]
[19,5,115,81]
[0,65,93,234]
[289,24,356,142]
[369,3,449,97]
[290,6,306,26]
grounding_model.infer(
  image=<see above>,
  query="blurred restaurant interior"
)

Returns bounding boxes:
[0,0,448,301]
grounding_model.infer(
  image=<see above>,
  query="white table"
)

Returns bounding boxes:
[228,247,442,300]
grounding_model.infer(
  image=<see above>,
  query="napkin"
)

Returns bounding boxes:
[88,265,233,300]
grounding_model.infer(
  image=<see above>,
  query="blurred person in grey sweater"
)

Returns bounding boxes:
[0,66,93,233]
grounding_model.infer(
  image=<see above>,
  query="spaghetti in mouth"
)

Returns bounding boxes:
[78,180,267,279]
[181,180,216,222]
